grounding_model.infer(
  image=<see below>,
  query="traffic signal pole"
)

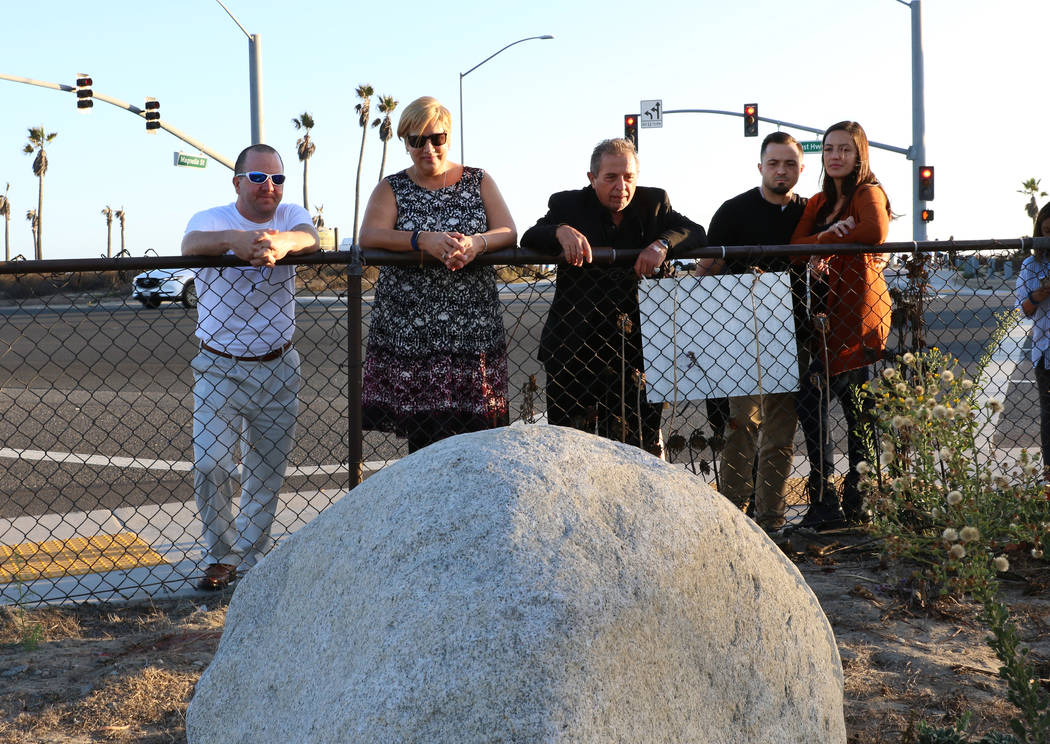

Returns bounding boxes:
[904,0,928,241]
[662,108,910,157]
[0,73,234,170]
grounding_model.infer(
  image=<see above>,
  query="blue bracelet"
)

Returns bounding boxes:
[410,230,420,252]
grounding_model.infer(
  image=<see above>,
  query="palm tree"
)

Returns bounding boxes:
[101,206,113,257]
[371,95,399,183]
[1019,178,1047,228]
[0,183,10,261]
[312,204,325,229]
[25,209,38,257]
[292,112,316,210]
[23,126,57,260]
[352,84,374,244]
[115,207,126,254]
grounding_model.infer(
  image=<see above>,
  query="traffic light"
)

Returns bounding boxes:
[921,208,934,223]
[918,165,934,201]
[144,98,160,132]
[623,114,638,151]
[743,103,758,137]
[74,74,92,111]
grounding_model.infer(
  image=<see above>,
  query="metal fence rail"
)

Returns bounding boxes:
[0,238,1043,605]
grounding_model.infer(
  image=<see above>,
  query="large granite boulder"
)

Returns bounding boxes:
[187,425,845,743]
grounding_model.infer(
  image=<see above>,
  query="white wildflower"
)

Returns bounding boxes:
[939,447,951,461]
[931,507,943,519]
[914,385,925,396]
[941,370,955,383]
[994,555,1010,572]
[932,405,948,420]
[902,352,916,364]
[949,543,966,559]
[961,379,974,391]
[959,526,980,542]
[942,527,958,541]
[856,461,871,475]
[986,398,1004,414]
[947,491,963,506]
[892,477,908,492]
[1032,548,1044,559]
[891,415,912,429]
[882,367,898,380]
[895,382,909,395]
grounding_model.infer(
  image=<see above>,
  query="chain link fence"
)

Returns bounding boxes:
[0,238,1042,605]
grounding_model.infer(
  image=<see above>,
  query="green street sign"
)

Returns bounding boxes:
[174,152,207,169]
[800,141,823,154]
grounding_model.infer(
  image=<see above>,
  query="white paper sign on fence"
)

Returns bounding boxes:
[639,272,799,402]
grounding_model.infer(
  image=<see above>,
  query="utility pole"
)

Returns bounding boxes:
[214,0,264,145]
[901,0,928,241]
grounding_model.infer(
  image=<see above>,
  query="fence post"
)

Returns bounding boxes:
[348,241,364,488]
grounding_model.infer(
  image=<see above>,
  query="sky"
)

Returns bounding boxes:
[0,0,1047,262]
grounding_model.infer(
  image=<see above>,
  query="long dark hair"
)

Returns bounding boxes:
[815,121,892,225]
[1034,202,1050,261]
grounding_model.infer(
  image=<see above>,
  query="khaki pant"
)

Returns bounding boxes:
[720,391,797,530]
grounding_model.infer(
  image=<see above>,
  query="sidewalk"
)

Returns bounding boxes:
[0,488,345,606]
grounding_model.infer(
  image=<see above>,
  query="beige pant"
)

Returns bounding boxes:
[720,391,797,530]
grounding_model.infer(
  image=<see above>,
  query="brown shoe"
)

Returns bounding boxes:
[197,562,237,591]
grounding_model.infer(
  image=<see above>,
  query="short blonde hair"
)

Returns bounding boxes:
[397,96,452,141]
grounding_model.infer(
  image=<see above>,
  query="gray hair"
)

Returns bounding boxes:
[589,138,638,176]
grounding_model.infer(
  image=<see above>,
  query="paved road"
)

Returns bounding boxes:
[0,282,1037,523]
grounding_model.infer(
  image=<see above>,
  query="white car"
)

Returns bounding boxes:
[131,268,197,308]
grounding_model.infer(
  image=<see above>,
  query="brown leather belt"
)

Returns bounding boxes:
[201,340,292,362]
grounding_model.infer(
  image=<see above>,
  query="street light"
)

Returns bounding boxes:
[214,0,264,145]
[458,34,554,163]
[895,0,927,240]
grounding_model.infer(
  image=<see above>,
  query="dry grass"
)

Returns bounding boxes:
[0,545,1045,743]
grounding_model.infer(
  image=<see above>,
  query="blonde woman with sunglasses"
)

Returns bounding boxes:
[359,96,517,452]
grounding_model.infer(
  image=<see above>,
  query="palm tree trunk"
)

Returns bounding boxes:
[3,216,8,262]
[302,160,310,210]
[378,141,389,184]
[36,175,43,260]
[353,130,367,245]
[120,225,125,254]
[106,224,112,258]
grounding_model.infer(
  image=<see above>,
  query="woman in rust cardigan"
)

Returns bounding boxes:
[790,120,892,530]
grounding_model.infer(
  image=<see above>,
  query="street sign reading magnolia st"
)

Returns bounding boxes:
[174,152,207,169]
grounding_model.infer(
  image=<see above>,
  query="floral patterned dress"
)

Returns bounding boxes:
[362,167,509,447]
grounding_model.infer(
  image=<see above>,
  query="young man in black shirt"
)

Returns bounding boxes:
[704,132,806,532]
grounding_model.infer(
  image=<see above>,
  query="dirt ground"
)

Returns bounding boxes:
[0,530,1047,744]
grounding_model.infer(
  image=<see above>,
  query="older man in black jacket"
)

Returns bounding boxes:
[521,138,706,455]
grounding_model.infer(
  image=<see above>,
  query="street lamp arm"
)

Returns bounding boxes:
[214,0,251,39]
[0,73,235,170]
[460,35,554,79]
[459,34,553,163]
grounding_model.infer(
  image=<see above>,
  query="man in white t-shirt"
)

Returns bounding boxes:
[182,143,319,590]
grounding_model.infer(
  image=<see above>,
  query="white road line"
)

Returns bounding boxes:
[974,319,1029,456]
[0,448,394,475]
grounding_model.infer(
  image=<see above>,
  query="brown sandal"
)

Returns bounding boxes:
[197,562,237,591]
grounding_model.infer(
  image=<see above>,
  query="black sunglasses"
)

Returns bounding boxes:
[236,171,287,185]
[406,132,448,149]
